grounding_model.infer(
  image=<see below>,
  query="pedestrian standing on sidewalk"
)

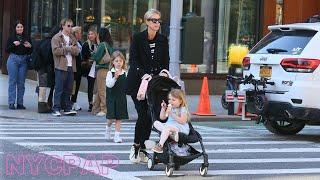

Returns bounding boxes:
[126,9,169,163]
[51,18,80,116]
[35,26,60,113]
[71,26,83,111]
[91,28,113,117]
[105,51,128,143]
[81,27,98,112]
[6,20,33,110]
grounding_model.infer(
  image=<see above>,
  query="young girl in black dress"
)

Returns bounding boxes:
[105,51,128,143]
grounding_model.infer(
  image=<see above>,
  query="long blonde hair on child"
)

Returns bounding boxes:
[109,50,127,70]
[168,89,190,121]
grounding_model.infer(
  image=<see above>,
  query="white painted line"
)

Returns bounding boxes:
[41,151,141,180]
[103,158,320,165]
[0,131,235,135]
[0,128,136,131]
[0,136,268,140]
[0,122,135,125]
[15,141,311,146]
[121,169,320,176]
[42,148,320,154]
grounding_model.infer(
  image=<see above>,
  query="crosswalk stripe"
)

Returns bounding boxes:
[99,158,320,165]
[42,148,320,154]
[15,141,311,146]
[3,118,320,178]
[0,131,236,135]
[119,169,320,176]
[0,122,135,125]
[0,136,270,140]
[40,151,141,180]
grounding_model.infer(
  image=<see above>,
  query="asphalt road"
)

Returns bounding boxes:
[1,117,320,180]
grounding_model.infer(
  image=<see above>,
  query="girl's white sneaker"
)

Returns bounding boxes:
[113,135,122,143]
[105,126,111,140]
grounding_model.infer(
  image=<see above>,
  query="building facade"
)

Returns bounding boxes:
[1,0,320,94]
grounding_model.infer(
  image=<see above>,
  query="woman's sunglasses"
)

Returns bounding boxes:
[147,18,162,24]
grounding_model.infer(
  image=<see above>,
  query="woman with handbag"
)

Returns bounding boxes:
[91,27,113,116]
[81,27,98,112]
[126,9,169,163]
[5,20,33,110]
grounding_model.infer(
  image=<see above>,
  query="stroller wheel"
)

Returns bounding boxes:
[147,158,155,170]
[199,164,208,176]
[165,166,174,177]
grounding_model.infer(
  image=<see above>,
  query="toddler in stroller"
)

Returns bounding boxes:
[145,76,209,177]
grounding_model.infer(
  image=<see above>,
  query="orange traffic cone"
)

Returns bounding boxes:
[235,103,257,117]
[235,102,243,116]
[192,77,216,116]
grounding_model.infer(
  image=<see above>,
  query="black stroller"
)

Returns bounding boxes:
[143,75,209,177]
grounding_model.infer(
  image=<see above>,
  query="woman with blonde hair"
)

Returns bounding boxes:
[81,27,98,112]
[126,9,170,163]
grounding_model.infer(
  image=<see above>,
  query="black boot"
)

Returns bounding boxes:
[17,104,26,109]
[9,104,15,110]
[38,102,51,113]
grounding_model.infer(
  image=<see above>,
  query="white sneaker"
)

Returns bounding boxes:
[52,111,61,117]
[144,140,156,150]
[113,135,123,143]
[139,151,148,163]
[63,110,77,116]
[170,131,179,142]
[105,126,111,140]
[96,112,106,117]
[129,145,141,163]
[72,103,82,111]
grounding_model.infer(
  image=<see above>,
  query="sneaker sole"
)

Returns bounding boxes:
[64,112,77,116]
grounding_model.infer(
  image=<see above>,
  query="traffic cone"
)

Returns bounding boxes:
[192,77,216,116]
[235,103,257,117]
[235,102,243,116]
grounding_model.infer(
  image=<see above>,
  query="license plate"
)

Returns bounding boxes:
[259,66,272,77]
[225,90,246,103]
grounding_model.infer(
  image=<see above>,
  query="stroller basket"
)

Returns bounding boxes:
[156,143,201,166]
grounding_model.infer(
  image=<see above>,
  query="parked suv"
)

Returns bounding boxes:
[241,23,320,135]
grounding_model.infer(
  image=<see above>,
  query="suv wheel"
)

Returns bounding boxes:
[264,117,305,135]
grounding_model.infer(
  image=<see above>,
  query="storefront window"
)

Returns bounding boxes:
[30,0,100,41]
[180,0,216,74]
[216,0,258,74]
[30,0,62,40]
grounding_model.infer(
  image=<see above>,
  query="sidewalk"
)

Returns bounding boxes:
[0,74,241,121]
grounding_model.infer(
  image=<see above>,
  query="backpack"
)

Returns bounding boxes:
[30,40,41,71]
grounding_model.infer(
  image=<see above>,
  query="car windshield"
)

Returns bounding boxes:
[250,29,317,55]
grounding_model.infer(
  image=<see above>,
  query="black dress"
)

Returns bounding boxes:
[107,72,129,119]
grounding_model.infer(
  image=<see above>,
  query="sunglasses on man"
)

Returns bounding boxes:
[147,18,162,24]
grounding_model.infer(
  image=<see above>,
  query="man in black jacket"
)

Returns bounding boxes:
[126,9,169,163]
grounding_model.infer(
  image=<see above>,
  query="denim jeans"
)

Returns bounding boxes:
[53,67,74,111]
[6,53,28,105]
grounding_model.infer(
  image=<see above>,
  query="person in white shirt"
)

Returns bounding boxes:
[51,18,80,117]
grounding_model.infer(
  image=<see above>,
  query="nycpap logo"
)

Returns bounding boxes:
[4,153,119,176]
